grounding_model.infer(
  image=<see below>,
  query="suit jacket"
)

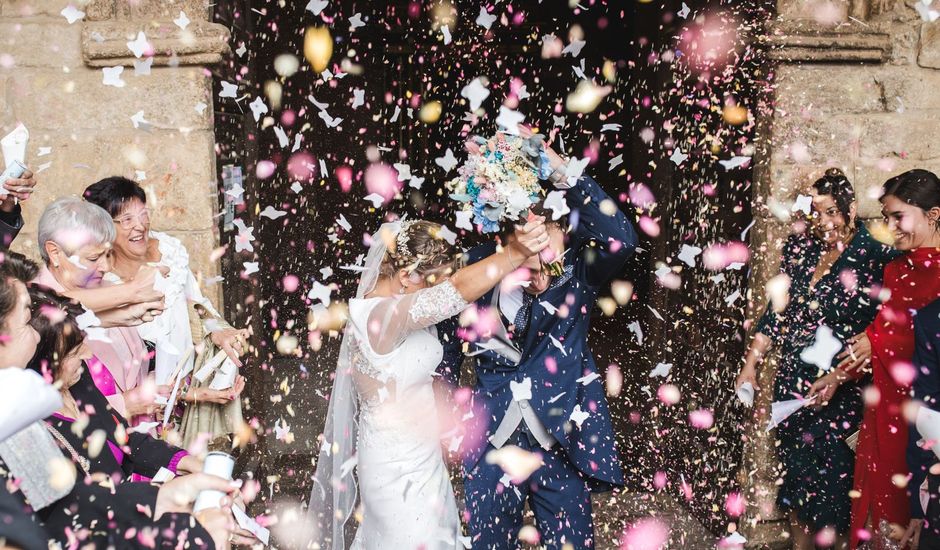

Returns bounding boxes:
[455,175,637,490]
[908,297,940,518]
[0,204,23,248]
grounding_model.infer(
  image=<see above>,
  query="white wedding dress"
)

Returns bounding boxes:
[345,280,468,550]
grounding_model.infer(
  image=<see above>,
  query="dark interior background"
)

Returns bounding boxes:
[210,0,775,538]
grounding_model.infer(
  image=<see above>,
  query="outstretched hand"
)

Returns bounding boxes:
[836,332,872,373]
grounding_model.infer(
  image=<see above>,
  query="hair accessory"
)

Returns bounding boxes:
[394,219,418,265]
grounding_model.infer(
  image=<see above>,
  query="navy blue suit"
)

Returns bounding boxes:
[452,175,636,549]
[908,297,940,546]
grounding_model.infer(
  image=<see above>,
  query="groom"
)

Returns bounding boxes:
[443,144,638,549]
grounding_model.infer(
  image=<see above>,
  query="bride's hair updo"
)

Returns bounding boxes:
[381,220,456,281]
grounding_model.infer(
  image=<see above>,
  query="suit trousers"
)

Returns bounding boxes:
[464,430,594,549]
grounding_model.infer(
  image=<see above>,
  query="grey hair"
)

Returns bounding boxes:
[37,196,116,263]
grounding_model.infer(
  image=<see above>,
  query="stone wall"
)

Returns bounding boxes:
[739,0,940,546]
[0,0,228,300]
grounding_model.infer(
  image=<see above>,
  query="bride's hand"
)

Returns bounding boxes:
[511,217,549,258]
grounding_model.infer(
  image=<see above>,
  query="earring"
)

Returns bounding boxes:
[399,286,405,295]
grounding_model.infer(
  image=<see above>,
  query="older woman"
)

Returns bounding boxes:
[84,177,248,448]
[35,196,163,426]
[736,169,898,548]
[26,286,203,481]
[0,251,239,550]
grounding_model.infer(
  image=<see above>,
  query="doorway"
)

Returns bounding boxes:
[210,0,773,539]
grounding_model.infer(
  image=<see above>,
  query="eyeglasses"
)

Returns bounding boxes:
[113,208,151,229]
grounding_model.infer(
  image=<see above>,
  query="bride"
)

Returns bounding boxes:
[307,217,548,550]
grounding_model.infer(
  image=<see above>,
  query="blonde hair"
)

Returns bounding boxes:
[380,220,455,281]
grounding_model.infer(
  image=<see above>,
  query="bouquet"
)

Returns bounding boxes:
[446,132,551,234]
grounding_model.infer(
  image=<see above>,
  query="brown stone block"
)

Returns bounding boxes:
[8,67,211,131]
[919,21,940,69]
[0,20,83,68]
[858,112,940,161]
[0,0,71,17]
[768,110,865,167]
[774,64,886,115]
[855,158,940,217]
[18,129,218,232]
[81,19,230,68]
[115,0,210,22]
[876,66,940,112]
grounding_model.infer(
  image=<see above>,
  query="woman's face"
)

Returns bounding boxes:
[112,198,151,259]
[57,341,90,389]
[882,194,940,251]
[55,243,111,289]
[811,194,854,245]
[0,280,40,369]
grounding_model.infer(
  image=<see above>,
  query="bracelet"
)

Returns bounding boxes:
[506,246,519,269]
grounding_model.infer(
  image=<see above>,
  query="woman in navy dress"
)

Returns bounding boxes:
[736,168,897,548]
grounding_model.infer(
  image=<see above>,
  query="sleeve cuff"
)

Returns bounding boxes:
[167,450,189,473]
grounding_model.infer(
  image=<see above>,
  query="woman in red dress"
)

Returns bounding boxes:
[824,169,940,548]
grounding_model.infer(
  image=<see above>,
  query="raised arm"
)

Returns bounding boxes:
[566,175,638,286]
[365,221,547,355]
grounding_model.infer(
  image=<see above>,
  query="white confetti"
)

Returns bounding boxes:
[461,77,490,112]
[60,4,84,23]
[364,193,384,207]
[792,194,813,215]
[352,88,365,109]
[243,262,259,275]
[670,148,688,166]
[37,147,52,157]
[438,225,457,245]
[259,207,286,220]
[569,405,589,429]
[435,148,458,173]
[455,210,473,231]
[305,0,328,15]
[719,156,751,170]
[677,244,702,268]
[678,2,691,18]
[173,10,190,29]
[307,281,332,307]
[273,125,289,148]
[133,57,152,76]
[649,362,672,378]
[608,154,624,171]
[126,31,150,59]
[348,12,365,31]
[562,39,586,57]
[336,214,352,231]
[543,190,570,221]
[475,7,497,30]
[441,24,452,45]
[799,324,843,371]
[130,110,148,129]
[102,66,126,88]
[577,373,600,385]
[219,81,238,98]
[249,96,268,122]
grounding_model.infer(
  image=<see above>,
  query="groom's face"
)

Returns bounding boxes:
[515,224,564,295]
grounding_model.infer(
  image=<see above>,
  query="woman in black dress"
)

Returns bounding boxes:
[735,168,898,548]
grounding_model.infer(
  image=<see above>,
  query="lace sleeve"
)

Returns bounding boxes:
[364,280,469,356]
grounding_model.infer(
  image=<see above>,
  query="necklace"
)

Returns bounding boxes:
[42,422,91,476]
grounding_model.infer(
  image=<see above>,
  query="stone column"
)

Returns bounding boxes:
[0,0,228,295]
[738,1,940,546]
